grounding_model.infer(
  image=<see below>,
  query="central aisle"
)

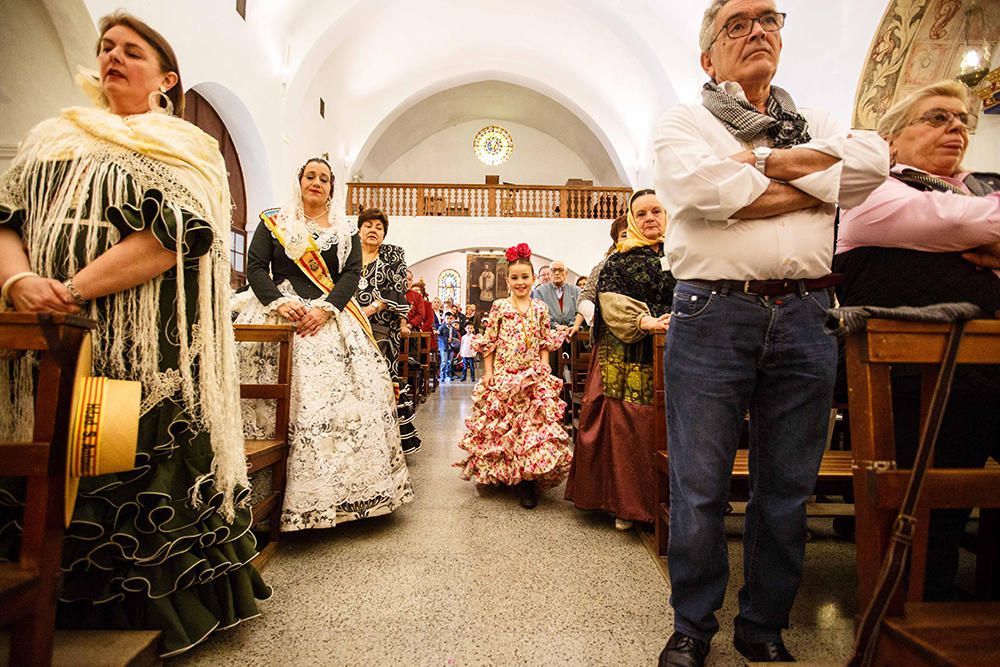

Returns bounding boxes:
[178,382,673,665]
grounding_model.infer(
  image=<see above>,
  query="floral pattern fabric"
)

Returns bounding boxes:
[454,298,572,489]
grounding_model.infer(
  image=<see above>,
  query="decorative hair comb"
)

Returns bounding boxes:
[505,243,532,263]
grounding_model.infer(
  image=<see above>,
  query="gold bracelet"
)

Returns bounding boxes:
[1,271,38,305]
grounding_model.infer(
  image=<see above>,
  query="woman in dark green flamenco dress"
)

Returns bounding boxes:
[0,13,269,658]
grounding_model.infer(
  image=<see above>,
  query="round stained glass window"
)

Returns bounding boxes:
[473,125,514,166]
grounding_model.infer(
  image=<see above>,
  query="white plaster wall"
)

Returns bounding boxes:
[386,215,609,281]
[285,0,890,190]
[0,0,92,172]
[407,252,470,305]
[79,0,285,217]
[377,120,597,185]
[287,0,676,192]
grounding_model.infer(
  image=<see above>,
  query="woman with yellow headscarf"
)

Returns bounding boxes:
[565,189,675,530]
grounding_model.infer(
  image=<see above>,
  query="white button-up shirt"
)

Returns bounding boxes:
[653,83,889,281]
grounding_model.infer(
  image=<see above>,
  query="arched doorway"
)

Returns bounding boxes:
[183,89,249,285]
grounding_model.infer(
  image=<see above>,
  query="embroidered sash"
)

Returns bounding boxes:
[260,208,375,343]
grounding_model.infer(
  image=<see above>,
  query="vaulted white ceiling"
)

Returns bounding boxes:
[277,0,889,186]
[70,0,892,194]
[355,80,625,184]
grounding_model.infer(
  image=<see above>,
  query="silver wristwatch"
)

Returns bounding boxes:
[752,146,773,174]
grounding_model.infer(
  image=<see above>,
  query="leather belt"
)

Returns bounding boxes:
[687,273,842,297]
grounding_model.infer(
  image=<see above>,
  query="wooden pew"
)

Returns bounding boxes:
[844,319,1000,666]
[398,331,431,405]
[652,333,854,559]
[417,331,432,400]
[233,324,294,571]
[0,313,95,666]
[429,337,440,392]
[566,330,591,431]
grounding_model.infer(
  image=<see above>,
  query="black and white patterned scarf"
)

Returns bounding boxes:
[702,81,811,148]
[892,168,999,197]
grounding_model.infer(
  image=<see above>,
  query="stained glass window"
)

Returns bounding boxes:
[438,269,461,304]
[473,125,514,166]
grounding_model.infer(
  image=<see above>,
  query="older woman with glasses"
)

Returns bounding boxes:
[836,79,1000,601]
[565,190,674,530]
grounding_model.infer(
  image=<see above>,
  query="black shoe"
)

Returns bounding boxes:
[518,480,537,509]
[658,632,709,667]
[733,636,795,662]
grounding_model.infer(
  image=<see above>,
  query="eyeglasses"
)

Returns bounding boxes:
[908,108,971,129]
[712,12,786,45]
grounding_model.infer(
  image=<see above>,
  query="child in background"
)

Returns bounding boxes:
[437,313,454,382]
[459,324,476,382]
[450,319,463,379]
[454,243,572,509]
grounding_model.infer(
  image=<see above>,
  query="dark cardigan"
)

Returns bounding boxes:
[246,223,362,311]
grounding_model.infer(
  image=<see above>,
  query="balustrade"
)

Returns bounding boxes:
[346,182,630,220]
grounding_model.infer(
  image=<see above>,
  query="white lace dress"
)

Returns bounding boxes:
[234,221,413,531]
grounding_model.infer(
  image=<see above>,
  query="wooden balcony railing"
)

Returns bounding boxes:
[345,182,631,220]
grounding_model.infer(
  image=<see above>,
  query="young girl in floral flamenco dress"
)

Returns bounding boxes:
[455,243,573,508]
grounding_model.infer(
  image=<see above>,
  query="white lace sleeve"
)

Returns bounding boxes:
[311,298,340,315]
[265,296,300,314]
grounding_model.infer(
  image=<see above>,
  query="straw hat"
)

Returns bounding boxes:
[65,333,141,526]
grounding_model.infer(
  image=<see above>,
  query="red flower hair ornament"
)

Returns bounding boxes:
[505,243,532,263]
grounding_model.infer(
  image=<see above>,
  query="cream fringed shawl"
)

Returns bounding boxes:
[0,107,248,521]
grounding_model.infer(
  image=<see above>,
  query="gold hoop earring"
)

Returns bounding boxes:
[147,88,174,116]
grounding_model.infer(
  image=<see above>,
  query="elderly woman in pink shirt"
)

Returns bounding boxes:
[835,79,1000,311]
[834,79,1000,602]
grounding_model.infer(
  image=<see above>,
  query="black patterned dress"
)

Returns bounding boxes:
[355,243,422,453]
[564,245,675,523]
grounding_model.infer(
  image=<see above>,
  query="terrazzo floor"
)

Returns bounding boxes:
[175,381,858,666]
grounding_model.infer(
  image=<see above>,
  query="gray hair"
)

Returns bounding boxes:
[877,80,970,140]
[700,0,736,52]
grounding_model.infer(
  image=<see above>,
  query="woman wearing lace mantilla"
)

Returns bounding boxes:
[0,13,268,657]
[234,158,412,532]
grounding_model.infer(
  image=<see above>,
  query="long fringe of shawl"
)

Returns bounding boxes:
[0,108,248,521]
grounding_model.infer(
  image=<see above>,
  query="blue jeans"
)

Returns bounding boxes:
[664,280,836,643]
[438,346,452,380]
[461,356,476,381]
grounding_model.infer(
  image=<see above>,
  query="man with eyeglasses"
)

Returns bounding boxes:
[534,260,580,376]
[652,1,888,665]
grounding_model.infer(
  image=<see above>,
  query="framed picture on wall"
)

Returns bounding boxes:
[466,253,505,318]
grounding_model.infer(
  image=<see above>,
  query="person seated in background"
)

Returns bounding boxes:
[465,302,478,332]
[576,275,587,289]
[451,302,467,330]
[431,296,444,327]
[406,279,435,332]
[530,264,551,298]
[534,259,580,376]
[835,79,1000,601]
